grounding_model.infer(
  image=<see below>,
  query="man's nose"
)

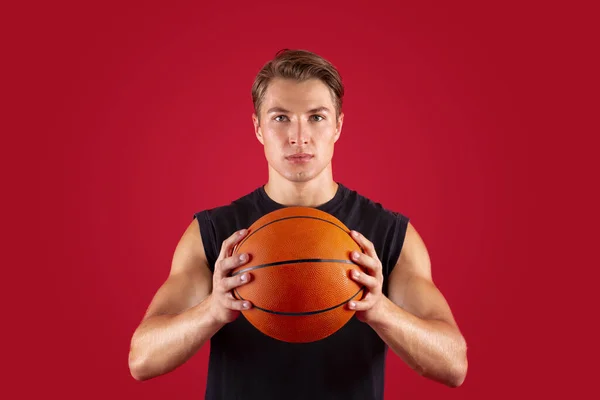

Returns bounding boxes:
[289,120,310,145]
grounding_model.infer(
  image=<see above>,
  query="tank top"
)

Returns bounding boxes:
[193,182,409,400]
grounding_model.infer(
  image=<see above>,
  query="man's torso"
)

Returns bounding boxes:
[194,182,409,400]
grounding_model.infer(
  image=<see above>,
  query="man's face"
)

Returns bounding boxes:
[253,78,344,183]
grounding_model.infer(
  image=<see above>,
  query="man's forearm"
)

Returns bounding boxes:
[128,296,223,381]
[368,297,468,387]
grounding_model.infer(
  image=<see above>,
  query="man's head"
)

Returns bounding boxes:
[251,49,345,183]
[252,49,344,120]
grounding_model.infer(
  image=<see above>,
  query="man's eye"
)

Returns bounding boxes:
[311,115,324,122]
[274,115,289,122]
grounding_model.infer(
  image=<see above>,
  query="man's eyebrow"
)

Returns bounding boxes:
[307,107,331,114]
[266,107,290,114]
[266,106,331,114]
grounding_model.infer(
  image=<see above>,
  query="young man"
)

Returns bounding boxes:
[128,49,468,399]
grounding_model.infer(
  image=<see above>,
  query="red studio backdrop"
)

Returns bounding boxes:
[3,0,597,399]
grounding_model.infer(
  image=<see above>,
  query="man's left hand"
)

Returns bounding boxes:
[347,230,385,323]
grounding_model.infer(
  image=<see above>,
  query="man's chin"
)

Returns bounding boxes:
[283,170,315,182]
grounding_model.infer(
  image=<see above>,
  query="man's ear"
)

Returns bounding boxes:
[334,112,344,143]
[252,113,264,145]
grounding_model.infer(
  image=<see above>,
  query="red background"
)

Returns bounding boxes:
[3,0,597,398]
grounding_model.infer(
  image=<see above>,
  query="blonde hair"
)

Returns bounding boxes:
[251,49,344,119]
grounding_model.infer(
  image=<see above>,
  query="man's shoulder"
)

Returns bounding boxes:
[194,187,261,220]
[337,183,410,275]
[340,183,409,223]
[192,187,264,265]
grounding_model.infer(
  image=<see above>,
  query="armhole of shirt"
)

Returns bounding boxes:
[193,210,218,272]
[387,212,410,277]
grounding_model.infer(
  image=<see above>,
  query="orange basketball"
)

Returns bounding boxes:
[231,206,365,343]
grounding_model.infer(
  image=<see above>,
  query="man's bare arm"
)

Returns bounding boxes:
[127,218,220,381]
[367,223,468,387]
[128,219,253,381]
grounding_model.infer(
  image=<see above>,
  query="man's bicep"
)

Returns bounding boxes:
[388,222,458,325]
[391,275,458,325]
[141,218,213,320]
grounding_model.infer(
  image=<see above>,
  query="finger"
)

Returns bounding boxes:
[347,299,372,311]
[228,289,253,309]
[350,251,381,275]
[350,230,377,258]
[225,298,252,311]
[349,269,379,290]
[218,229,248,260]
[217,251,250,276]
[220,272,252,292]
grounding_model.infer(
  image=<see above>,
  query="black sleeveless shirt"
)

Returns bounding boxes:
[193,182,409,400]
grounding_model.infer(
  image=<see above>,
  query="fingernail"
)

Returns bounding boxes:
[352,251,360,260]
[239,229,247,236]
[349,302,356,309]
[351,231,358,237]
[239,253,247,262]
[353,270,360,278]
[241,273,247,281]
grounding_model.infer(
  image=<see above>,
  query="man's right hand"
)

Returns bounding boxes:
[208,229,253,325]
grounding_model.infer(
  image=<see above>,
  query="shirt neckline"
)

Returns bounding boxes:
[258,181,347,213]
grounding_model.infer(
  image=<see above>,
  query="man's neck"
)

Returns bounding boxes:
[264,175,338,208]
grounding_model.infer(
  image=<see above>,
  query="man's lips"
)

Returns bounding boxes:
[286,153,314,162]
[286,153,313,159]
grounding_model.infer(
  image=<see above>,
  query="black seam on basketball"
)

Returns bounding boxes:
[234,286,365,316]
[231,258,354,276]
[235,215,348,252]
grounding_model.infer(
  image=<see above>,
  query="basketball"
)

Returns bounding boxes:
[231,206,365,343]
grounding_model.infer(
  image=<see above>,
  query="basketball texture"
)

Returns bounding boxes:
[231,206,365,343]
